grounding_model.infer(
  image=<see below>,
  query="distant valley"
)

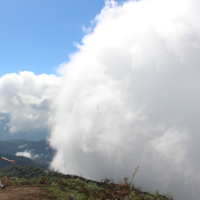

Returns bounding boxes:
[0,139,55,170]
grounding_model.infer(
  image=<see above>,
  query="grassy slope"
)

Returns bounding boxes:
[0,165,174,200]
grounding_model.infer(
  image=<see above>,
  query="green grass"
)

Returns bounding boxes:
[0,165,174,200]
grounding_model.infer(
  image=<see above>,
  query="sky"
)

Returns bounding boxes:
[0,0,121,76]
[1,0,200,199]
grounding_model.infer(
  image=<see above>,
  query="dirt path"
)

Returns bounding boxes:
[0,185,58,200]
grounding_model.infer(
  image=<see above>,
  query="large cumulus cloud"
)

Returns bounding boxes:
[0,71,61,133]
[48,0,200,200]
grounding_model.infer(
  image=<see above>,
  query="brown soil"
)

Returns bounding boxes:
[0,185,59,200]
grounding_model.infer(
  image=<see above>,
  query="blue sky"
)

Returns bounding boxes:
[0,0,122,77]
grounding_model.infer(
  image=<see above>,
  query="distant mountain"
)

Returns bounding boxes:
[0,153,48,169]
[0,139,55,163]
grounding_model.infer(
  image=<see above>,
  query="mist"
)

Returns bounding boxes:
[49,0,200,199]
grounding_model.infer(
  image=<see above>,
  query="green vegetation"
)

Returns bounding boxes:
[0,165,174,200]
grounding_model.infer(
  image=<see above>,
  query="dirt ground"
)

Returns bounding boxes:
[0,185,58,200]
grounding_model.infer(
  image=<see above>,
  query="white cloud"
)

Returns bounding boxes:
[16,150,32,158]
[32,154,40,159]
[15,150,40,159]
[82,25,93,34]
[0,71,62,133]
[18,144,27,149]
[48,0,200,200]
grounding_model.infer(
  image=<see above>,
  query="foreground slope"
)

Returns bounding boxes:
[0,165,174,200]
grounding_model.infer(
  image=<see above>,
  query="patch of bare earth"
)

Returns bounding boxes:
[0,185,58,200]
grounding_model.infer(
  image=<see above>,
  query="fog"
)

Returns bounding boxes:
[49,1,200,199]
[1,0,200,199]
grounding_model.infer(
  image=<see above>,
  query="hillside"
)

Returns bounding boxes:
[0,165,174,200]
[0,141,174,199]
